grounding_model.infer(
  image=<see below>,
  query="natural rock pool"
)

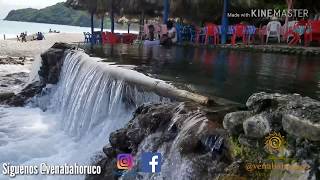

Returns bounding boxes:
[0,43,319,180]
[95,44,320,104]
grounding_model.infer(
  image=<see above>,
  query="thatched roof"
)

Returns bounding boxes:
[119,0,163,17]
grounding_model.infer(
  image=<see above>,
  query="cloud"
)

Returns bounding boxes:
[1,0,65,9]
[0,0,65,18]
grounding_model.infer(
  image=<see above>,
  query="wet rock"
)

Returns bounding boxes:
[223,111,252,135]
[0,92,15,102]
[88,102,235,180]
[1,43,75,106]
[109,128,131,152]
[243,114,271,138]
[39,43,75,85]
[246,92,288,113]
[238,134,259,147]
[223,92,320,179]
[0,56,26,65]
[4,81,43,106]
[283,114,320,141]
[226,92,320,141]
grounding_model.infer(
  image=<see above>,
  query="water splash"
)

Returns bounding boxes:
[0,50,168,180]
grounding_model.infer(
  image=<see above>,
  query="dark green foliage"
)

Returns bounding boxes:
[4,3,109,28]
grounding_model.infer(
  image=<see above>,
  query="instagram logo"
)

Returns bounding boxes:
[117,154,133,170]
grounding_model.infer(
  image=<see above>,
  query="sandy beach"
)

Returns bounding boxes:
[0,33,83,57]
[0,33,83,93]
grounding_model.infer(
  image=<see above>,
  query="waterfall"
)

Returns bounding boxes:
[47,51,168,138]
[0,51,169,180]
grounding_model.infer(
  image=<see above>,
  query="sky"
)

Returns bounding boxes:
[0,0,65,19]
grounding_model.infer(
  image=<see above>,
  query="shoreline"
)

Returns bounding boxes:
[0,33,83,57]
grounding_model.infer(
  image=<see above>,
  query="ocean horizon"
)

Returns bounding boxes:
[0,20,138,39]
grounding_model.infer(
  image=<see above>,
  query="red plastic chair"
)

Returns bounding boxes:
[101,32,107,44]
[305,20,320,46]
[231,24,247,45]
[204,23,219,45]
[122,33,137,44]
[288,20,308,46]
[105,32,120,44]
[256,25,267,44]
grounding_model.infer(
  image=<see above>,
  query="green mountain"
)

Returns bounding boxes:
[4,3,107,27]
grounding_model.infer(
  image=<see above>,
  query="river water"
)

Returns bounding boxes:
[98,44,320,104]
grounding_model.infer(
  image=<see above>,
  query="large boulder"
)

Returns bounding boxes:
[224,92,320,141]
[243,114,271,138]
[223,111,252,135]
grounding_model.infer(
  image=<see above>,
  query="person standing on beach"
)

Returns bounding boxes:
[3,34,5,40]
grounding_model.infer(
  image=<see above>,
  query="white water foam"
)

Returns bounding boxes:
[0,51,168,180]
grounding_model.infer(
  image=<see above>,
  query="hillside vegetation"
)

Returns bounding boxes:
[4,3,108,27]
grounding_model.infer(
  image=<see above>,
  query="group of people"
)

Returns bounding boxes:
[17,32,27,42]
[143,20,177,46]
[16,32,45,42]
[34,32,45,40]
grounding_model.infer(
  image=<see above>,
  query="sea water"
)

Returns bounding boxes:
[0,20,138,39]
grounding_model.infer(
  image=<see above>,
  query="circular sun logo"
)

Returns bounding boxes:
[264,132,286,154]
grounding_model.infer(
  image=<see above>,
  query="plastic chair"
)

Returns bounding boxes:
[122,33,136,44]
[286,21,303,45]
[231,24,247,45]
[284,21,298,43]
[246,25,256,44]
[266,21,281,43]
[192,27,206,44]
[305,20,320,46]
[101,32,107,44]
[204,23,219,45]
[105,32,120,44]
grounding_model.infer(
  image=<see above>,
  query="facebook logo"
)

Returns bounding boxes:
[140,152,162,173]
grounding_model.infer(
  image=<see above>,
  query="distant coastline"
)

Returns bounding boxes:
[4,2,107,28]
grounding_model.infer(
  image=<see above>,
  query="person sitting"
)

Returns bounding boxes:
[20,33,27,42]
[36,32,45,40]
[145,25,156,41]
[160,20,177,46]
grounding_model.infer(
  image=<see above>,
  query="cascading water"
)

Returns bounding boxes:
[0,51,168,180]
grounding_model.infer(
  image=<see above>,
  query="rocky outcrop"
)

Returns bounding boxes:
[0,43,75,106]
[224,92,320,142]
[223,92,320,179]
[0,56,32,65]
[86,103,235,180]
[39,43,75,85]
